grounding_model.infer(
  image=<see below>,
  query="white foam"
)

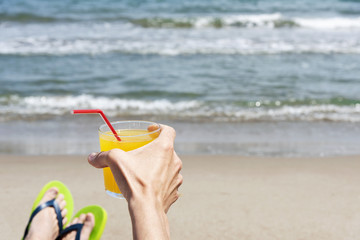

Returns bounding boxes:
[0,95,200,116]
[1,14,360,56]
[194,13,283,28]
[295,16,360,29]
[230,104,360,122]
[0,95,359,122]
[1,12,360,56]
[132,14,360,29]
[0,35,359,56]
[192,14,360,29]
[149,13,360,29]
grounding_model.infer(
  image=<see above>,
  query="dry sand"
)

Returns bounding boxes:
[1,154,360,239]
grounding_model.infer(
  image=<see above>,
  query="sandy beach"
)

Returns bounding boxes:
[2,0,360,239]
[1,154,360,239]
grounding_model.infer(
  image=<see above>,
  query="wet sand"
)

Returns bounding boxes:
[1,154,360,239]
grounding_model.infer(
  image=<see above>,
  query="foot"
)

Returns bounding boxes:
[61,213,95,240]
[25,187,67,240]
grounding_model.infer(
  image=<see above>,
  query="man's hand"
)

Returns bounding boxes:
[87,124,183,239]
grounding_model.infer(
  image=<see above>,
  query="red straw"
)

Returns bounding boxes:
[72,109,121,141]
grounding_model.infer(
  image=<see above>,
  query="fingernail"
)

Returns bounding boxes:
[89,152,97,161]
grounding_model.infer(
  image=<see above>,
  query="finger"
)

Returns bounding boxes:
[164,190,181,213]
[136,124,176,152]
[177,174,183,188]
[158,124,176,142]
[147,124,176,153]
[88,151,109,168]
[148,124,161,139]
[169,174,183,193]
[147,124,160,132]
[173,151,182,173]
[163,154,182,191]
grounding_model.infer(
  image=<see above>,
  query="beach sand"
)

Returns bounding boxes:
[1,154,360,239]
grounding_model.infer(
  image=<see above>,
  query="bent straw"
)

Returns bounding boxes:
[72,109,121,141]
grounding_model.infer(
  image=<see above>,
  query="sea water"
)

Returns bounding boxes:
[0,0,359,156]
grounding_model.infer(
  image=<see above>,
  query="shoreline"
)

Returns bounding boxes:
[1,119,360,157]
[2,154,360,239]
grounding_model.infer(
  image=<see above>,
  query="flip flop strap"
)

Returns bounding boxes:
[56,223,83,240]
[23,199,63,239]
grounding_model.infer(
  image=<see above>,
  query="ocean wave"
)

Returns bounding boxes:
[1,95,359,122]
[1,36,359,56]
[294,16,360,29]
[129,13,297,28]
[130,14,360,29]
[0,13,60,23]
[3,12,360,30]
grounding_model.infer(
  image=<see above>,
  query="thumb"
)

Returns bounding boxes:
[88,151,109,168]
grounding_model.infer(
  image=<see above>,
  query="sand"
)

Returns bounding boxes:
[1,154,360,239]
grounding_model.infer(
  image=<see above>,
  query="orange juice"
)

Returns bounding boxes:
[99,123,160,198]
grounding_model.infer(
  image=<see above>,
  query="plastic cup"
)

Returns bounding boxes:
[98,121,160,199]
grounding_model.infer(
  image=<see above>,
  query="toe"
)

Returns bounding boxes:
[62,217,79,240]
[58,199,66,211]
[80,213,95,240]
[56,193,66,211]
[62,208,68,218]
[56,193,64,202]
[40,187,59,204]
[26,187,62,240]
[79,214,86,223]
[71,217,80,224]
[85,213,95,227]
[62,216,68,226]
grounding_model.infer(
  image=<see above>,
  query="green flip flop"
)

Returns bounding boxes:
[56,205,107,240]
[23,180,74,240]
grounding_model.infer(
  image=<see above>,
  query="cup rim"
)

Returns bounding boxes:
[98,120,161,138]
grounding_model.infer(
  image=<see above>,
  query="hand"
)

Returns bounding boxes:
[88,124,183,213]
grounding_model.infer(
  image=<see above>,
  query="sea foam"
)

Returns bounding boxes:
[0,95,359,122]
[1,13,360,56]
[117,14,360,29]
[1,35,359,56]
